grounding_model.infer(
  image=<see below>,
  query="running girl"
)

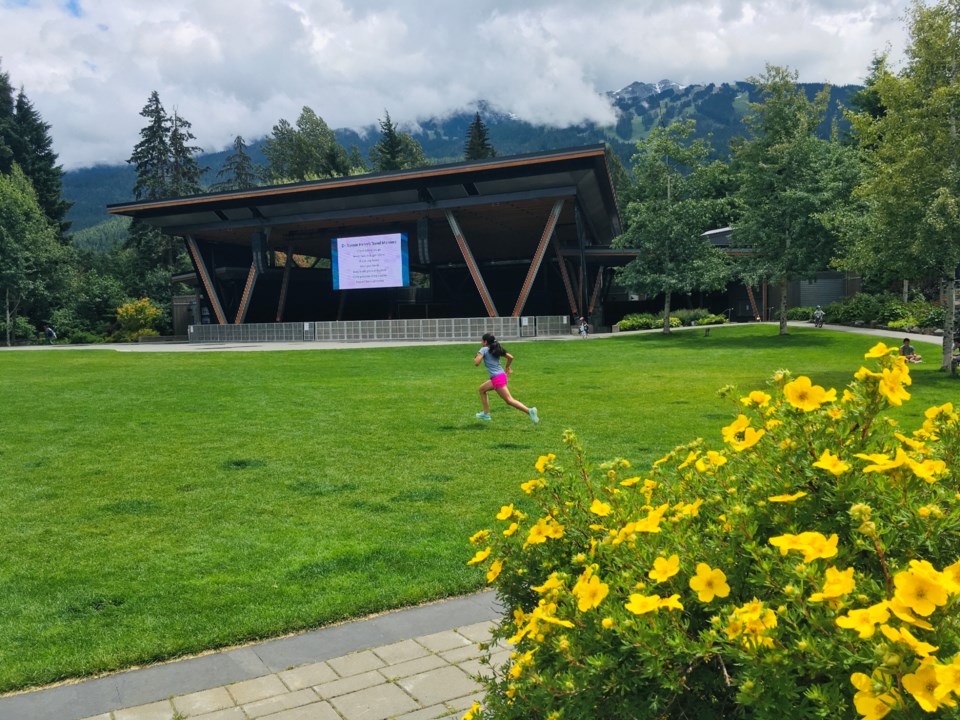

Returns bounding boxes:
[474,332,539,424]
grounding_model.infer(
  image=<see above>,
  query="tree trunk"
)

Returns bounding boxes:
[942,275,956,371]
[662,293,672,334]
[903,279,909,302]
[779,279,789,335]
[4,288,10,347]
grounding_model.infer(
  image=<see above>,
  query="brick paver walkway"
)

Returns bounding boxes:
[1,592,503,720]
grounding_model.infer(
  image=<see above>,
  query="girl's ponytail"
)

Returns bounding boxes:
[482,332,506,358]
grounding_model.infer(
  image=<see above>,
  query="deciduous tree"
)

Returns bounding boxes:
[614,120,735,332]
[262,107,349,182]
[847,0,960,369]
[734,65,858,335]
[0,165,70,345]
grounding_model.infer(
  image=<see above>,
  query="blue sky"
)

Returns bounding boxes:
[0,0,910,170]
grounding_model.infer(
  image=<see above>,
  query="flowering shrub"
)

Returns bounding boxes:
[115,297,162,341]
[467,343,959,720]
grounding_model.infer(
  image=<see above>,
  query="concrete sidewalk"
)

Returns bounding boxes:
[0,591,504,720]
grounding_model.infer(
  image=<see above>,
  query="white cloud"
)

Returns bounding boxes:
[0,0,910,170]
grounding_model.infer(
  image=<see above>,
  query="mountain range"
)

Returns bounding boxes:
[64,79,862,238]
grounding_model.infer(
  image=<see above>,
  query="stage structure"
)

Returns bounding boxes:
[108,144,634,342]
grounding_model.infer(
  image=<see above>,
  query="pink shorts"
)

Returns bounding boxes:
[491,373,508,389]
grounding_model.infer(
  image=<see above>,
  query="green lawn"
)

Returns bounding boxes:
[0,326,956,692]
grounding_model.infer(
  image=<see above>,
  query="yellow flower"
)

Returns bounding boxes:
[851,671,900,719]
[503,522,519,537]
[903,663,955,712]
[941,560,960,595]
[572,573,609,612]
[601,617,615,629]
[467,547,491,565]
[486,559,503,583]
[648,554,680,583]
[496,504,514,520]
[523,516,565,548]
[677,450,700,469]
[836,602,890,638]
[520,478,544,494]
[532,572,563,594]
[534,453,556,473]
[689,563,730,603]
[589,499,612,517]
[740,390,772,407]
[864,341,898,358]
[880,625,939,657]
[878,366,911,407]
[658,593,684,611]
[768,532,838,563]
[888,597,935,631]
[768,491,807,503]
[809,566,856,602]
[934,659,960,701]
[620,476,641,487]
[721,414,766,451]
[783,376,836,412]
[461,701,482,720]
[894,566,949,617]
[908,457,947,483]
[624,593,662,615]
[812,448,850,476]
[468,529,490,545]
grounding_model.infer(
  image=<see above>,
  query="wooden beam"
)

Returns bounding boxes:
[276,247,294,322]
[185,235,226,325]
[512,199,564,317]
[553,242,579,317]
[588,266,604,315]
[445,210,499,317]
[235,262,259,324]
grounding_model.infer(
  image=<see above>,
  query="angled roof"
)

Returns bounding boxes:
[108,145,622,263]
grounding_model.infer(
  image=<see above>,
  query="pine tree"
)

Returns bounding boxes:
[0,64,17,174]
[211,135,260,192]
[464,112,496,160]
[167,110,206,197]
[128,91,171,201]
[13,89,71,234]
[369,111,428,172]
[370,111,405,171]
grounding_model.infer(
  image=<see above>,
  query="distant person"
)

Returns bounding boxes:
[43,324,57,344]
[813,306,825,328]
[578,317,589,337]
[474,332,539,424]
[899,338,922,363]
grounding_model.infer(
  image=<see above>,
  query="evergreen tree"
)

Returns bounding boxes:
[369,110,428,171]
[464,112,496,160]
[0,63,15,173]
[13,89,71,234]
[734,65,858,335]
[167,110,206,197]
[128,91,171,201]
[210,135,260,192]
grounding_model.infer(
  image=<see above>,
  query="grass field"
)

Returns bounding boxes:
[0,325,956,693]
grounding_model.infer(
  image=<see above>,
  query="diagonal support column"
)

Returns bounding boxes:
[235,261,259,324]
[588,267,604,315]
[445,210,499,317]
[512,199,564,317]
[275,247,294,322]
[553,241,579,317]
[186,235,226,325]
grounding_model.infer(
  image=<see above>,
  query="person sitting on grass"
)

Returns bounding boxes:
[899,337,922,363]
[473,332,539,425]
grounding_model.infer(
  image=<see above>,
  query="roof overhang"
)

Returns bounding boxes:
[108,145,622,263]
